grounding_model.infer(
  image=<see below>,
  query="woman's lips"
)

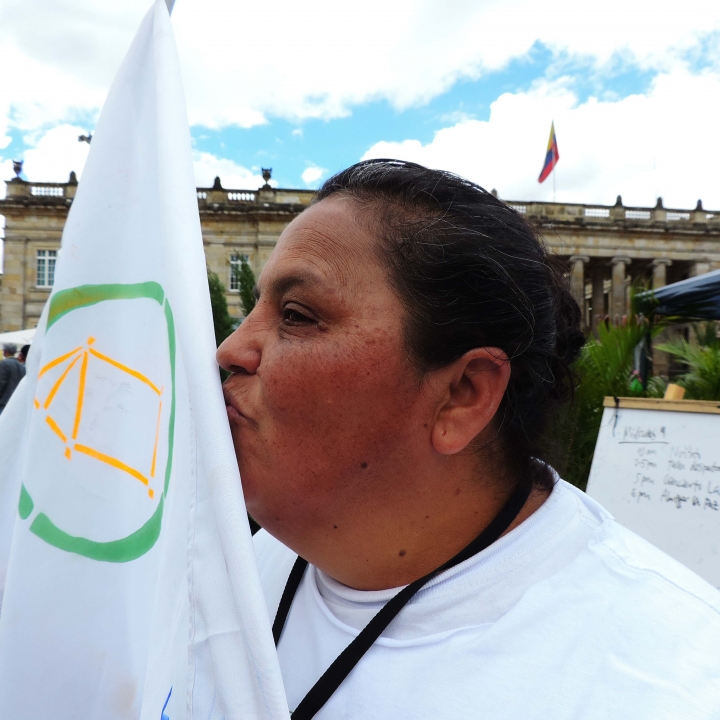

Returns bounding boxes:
[226,404,245,423]
[223,389,254,426]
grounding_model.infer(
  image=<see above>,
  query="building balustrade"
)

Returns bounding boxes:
[6,177,717,226]
[506,197,717,227]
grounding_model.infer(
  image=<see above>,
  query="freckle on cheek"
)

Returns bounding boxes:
[360,462,368,469]
[399,549,406,557]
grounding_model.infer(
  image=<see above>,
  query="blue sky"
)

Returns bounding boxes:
[191,44,560,188]
[189,42,660,191]
[1,0,719,208]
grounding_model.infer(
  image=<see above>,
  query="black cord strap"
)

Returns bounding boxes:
[272,555,308,646]
[273,480,532,720]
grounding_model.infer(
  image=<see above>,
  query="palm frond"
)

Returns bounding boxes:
[656,338,720,400]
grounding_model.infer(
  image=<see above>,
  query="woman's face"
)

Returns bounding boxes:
[217,196,432,541]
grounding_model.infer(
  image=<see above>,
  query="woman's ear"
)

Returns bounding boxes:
[429,348,510,455]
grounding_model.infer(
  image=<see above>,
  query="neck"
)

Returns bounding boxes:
[280,455,551,591]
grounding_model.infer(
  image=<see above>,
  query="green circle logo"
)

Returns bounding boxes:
[18,282,176,562]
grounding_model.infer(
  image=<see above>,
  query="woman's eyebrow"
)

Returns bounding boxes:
[260,271,323,299]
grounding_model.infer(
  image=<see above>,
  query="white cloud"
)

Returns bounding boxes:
[362,68,720,210]
[19,124,91,183]
[301,165,327,187]
[192,151,265,190]
[1,0,719,136]
[170,1,720,128]
[3,0,720,206]
[1,132,277,194]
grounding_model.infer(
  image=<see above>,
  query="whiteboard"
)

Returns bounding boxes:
[586,402,720,589]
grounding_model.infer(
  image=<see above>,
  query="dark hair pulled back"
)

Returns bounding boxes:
[314,159,585,492]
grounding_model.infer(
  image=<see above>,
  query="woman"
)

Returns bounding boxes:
[218,160,720,720]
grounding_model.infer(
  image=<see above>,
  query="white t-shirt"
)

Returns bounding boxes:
[254,480,720,719]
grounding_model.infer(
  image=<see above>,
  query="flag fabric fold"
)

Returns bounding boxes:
[538,121,559,183]
[0,2,288,718]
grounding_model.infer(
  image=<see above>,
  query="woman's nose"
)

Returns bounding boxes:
[216,309,263,375]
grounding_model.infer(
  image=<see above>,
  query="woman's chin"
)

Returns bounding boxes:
[240,474,267,518]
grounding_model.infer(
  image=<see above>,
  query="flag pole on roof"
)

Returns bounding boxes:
[538,121,560,201]
[0,1,289,718]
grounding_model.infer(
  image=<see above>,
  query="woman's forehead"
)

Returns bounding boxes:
[261,197,381,289]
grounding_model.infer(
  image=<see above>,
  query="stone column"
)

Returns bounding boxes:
[569,255,589,313]
[652,258,671,289]
[652,259,672,377]
[610,256,631,322]
[591,263,605,329]
[691,261,711,277]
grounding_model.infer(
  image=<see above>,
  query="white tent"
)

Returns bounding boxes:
[0,329,35,348]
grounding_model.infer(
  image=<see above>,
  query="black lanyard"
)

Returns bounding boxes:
[272,480,532,720]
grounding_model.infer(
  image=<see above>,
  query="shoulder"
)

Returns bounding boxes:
[590,518,720,617]
[558,480,720,617]
[505,487,720,712]
[253,529,298,621]
[548,497,720,687]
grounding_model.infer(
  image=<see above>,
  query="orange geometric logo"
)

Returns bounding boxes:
[34,335,163,500]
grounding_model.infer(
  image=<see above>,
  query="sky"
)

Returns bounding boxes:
[1,0,720,213]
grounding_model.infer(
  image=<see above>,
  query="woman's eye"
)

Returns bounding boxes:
[283,307,313,325]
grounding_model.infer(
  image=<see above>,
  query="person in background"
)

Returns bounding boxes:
[17,345,30,365]
[0,343,26,414]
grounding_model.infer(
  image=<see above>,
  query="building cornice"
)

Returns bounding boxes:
[3,179,719,236]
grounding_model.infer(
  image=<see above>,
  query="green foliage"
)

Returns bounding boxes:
[237,256,257,318]
[645,376,668,398]
[691,321,720,350]
[656,324,720,400]
[208,268,235,347]
[554,319,663,490]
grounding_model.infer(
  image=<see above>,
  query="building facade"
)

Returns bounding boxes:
[2,174,719,337]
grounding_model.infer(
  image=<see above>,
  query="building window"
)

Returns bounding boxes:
[37,249,57,288]
[230,254,248,291]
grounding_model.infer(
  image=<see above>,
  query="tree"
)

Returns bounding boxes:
[207,268,234,347]
[238,256,257,318]
[554,319,654,490]
[657,323,720,401]
[552,285,672,491]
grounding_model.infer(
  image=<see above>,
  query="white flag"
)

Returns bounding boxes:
[0,2,289,718]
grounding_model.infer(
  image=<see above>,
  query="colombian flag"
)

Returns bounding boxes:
[538,122,559,183]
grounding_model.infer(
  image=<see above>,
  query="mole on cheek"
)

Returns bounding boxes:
[399,549,407,557]
[360,462,368,469]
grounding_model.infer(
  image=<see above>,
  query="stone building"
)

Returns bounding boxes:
[2,173,719,339]
[0,174,313,330]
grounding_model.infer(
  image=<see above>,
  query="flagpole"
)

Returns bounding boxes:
[552,165,556,203]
